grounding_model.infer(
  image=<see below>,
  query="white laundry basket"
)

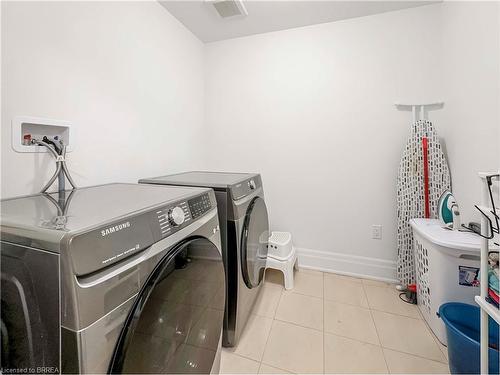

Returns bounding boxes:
[410,218,483,345]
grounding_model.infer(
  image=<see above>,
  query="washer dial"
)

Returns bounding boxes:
[168,206,185,226]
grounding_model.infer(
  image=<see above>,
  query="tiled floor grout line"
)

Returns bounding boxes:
[274,286,285,319]
[260,357,294,374]
[226,350,260,365]
[258,291,282,373]
[362,282,391,373]
[257,285,287,373]
[416,306,449,356]
[273,316,324,333]
[324,296,422,320]
[369,307,422,320]
[322,330,376,348]
[283,289,324,300]
[362,283,423,319]
[379,345,450,365]
[322,297,368,309]
[261,283,299,375]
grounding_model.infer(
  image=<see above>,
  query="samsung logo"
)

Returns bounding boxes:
[101,222,131,237]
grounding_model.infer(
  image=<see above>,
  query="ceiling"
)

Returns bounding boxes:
[160,1,438,43]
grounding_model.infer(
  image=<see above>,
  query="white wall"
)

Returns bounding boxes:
[1,1,205,198]
[434,2,500,222]
[204,3,499,280]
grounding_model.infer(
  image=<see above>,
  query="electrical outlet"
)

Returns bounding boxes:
[372,225,382,240]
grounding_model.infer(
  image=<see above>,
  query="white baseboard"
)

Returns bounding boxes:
[296,247,398,283]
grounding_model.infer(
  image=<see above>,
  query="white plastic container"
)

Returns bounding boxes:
[410,218,482,345]
[266,232,297,290]
[268,231,293,260]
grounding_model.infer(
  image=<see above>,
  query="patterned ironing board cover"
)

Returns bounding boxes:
[397,120,451,286]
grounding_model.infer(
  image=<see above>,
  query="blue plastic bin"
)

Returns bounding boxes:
[439,302,499,374]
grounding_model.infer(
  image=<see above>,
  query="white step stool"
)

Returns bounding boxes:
[266,231,297,290]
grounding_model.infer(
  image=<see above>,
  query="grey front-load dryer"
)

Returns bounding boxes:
[0,183,225,374]
[139,172,269,347]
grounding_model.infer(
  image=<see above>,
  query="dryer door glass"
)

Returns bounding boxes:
[109,238,225,374]
[241,197,269,288]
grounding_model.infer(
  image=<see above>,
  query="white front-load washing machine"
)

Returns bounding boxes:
[139,172,269,347]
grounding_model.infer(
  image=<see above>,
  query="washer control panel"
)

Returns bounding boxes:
[188,193,212,219]
[155,192,213,239]
[156,201,191,238]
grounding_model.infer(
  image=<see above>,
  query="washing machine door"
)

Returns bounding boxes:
[109,237,225,374]
[240,196,269,289]
[0,244,60,374]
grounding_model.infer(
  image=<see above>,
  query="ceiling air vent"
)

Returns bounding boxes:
[207,0,248,18]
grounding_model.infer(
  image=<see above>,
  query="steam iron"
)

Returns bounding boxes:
[438,190,461,230]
